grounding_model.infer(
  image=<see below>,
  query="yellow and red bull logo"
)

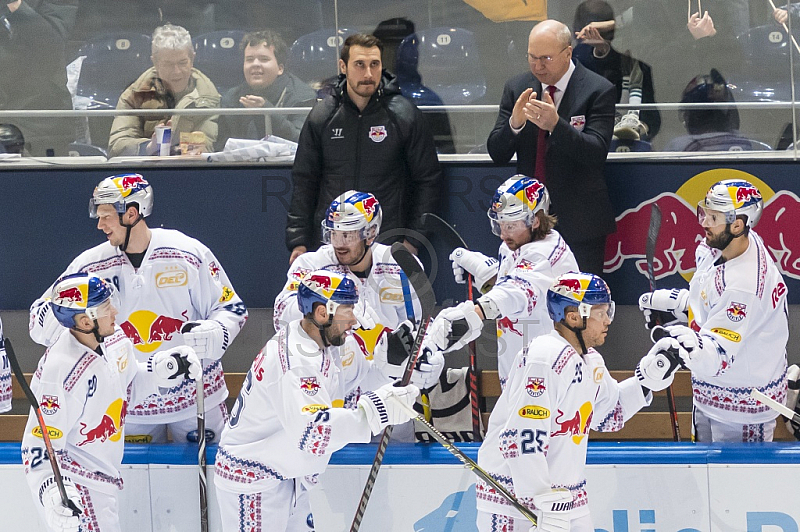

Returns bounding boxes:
[54,285,87,308]
[357,195,379,221]
[304,273,339,298]
[353,325,389,359]
[300,377,321,396]
[552,276,590,299]
[525,377,546,397]
[78,398,126,446]
[112,174,148,197]
[120,309,187,353]
[523,180,545,210]
[726,182,762,209]
[551,402,593,444]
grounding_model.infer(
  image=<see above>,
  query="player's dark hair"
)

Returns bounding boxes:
[340,33,384,64]
[241,30,289,67]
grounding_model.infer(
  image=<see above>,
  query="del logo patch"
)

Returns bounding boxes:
[570,115,586,131]
[525,377,546,397]
[300,377,321,396]
[369,126,387,143]
[711,327,741,342]
[726,302,747,322]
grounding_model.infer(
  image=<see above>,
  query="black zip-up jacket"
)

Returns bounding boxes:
[286,71,442,251]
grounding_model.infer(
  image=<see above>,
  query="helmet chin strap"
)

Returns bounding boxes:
[73,319,106,344]
[564,316,589,355]
[118,212,143,252]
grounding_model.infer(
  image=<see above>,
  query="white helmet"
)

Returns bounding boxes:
[697,179,763,229]
[487,175,550,236]
[89,173,154,219]
[321,190,382,244]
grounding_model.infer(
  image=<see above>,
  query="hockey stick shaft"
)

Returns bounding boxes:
[6,339,81,515]
[196,374,208,532]
[646,203,681,442]
[392,398,538,525]
[750,388,800,425]
[421,213,481,440]
[349,317,432,532]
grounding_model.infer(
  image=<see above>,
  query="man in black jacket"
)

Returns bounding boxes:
[286,33,442,263]
[216,30,316,148]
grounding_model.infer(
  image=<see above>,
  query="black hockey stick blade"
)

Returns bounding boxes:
[391,242,435,320]
[6,339,81,516]
[421,212,468,250]
[645,203,662,292]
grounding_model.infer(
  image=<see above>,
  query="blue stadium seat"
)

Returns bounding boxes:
[730,24,794,101]
[609,138,652,152]
[395,28,486,105]
[76,33,152,109]
[193,30,247,94]
[287,28,355,85]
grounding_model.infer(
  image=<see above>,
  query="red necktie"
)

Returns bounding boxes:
[534,85,557,184]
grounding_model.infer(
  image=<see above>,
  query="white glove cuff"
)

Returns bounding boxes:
[476,295,501,320]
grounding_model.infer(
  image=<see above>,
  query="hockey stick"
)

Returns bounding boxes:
[421,212,481,441]
[645,203,681,442]
[349,243,436,532]
[196,374,208,532]
[6,339,81,516]
[750,388,800,426]
[391,397,538,525]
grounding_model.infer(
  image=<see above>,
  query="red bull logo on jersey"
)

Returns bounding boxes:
[208,261,221,280]
[78,398,126,446]
[353,326,389,359]
[300,377,321,396]
[526,377,546,397]
[369,125,387,143]
[497,316,523,337]
[54,286,86,307]
[551,402,593,444]
[603,169,800,283]
[726,302,747,322]
[40,395,60,415]
[120,309,188,353]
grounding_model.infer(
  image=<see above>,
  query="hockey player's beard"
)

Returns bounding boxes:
[323,325,347,347]
[706,225,738,251]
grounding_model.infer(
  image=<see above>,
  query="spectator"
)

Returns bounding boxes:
[0,122,25,154]
[0,0,78,156]
[286,33,443,263]
[663,69,756,151]
[573,0,661,142]
[216,30,316,148]
[108,23,220,156]
[486,20,616,275]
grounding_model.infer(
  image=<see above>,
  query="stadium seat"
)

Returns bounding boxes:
[287,28,355,86]
[193,30,247,95]
[610,138,653,152]
[730,24,794,101]
[395,28,486,105]
[76,33,152,109]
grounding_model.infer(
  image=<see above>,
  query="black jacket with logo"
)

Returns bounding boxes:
[286,71,442,251]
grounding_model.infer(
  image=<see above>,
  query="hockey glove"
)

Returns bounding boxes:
[181,320,226,360]
[353,297,379,331]
[636,338,683,392]
[373,321,445,390]
[430,301,484,354]
[358,382,420,435]
[638,289,689,329]
[530,488,572,532]
[40,476,83,532]
[786,364,800,440]
[449,248,499,294]
[149,345,202,386]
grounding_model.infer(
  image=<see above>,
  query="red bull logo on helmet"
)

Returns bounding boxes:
[54,286,87,308]
[114,174,148,197]
[551,401,593,444]
[523,180,544,210]
[304,273,338,298]
[77,398,126,446]
[360,195,379,221]
[120,309,188,353]
[603,170,800,283]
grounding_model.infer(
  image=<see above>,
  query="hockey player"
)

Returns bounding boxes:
[638,179,789,442]
[214,269,420,531]
[476,272,680,532]
[274,190,443,395]
[29,174,247,443]
[430,175,579,388]
[22,273,201,532]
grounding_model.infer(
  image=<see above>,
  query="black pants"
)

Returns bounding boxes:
[569,235,607,276]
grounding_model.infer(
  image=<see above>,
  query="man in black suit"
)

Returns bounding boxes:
[487,19,616,275]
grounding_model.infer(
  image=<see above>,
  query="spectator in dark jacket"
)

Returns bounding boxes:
[286,33,443,263]
[216,30,316,148]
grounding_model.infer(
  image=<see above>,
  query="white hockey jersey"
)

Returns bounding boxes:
[21,328,160,495]
[477,331,649,521]
[687,231,788,424]
[214,320,374,494]
[482,231,578,386]
[273,243,422,394]
[29,228,248,423]
[0,319,10,413]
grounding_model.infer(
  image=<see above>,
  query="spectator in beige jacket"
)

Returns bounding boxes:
[108,23,220,156]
